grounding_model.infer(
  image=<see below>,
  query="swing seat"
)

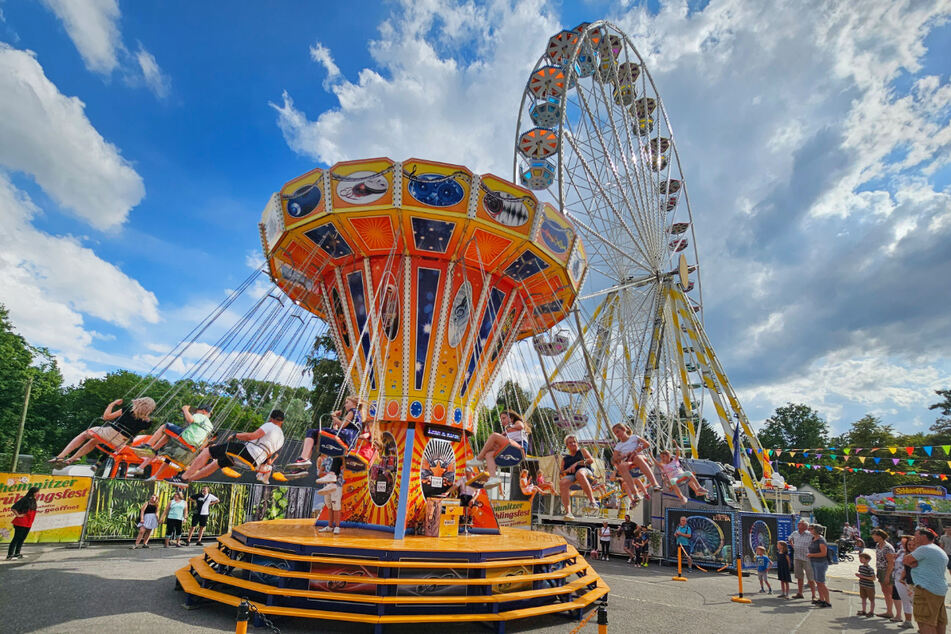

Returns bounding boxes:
[493,443,525,467]
[344,443,377,472]
[159,431,200,469]
[317,430,348,457]
[221,466,241,478]
[225,451,257,471]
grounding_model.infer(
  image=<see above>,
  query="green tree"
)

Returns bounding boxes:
[929,389,951,437]
[307,334,345,417]
[0,305,64,470]
[758,403,830,450]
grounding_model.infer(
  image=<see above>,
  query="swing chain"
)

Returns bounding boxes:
[246,601,282,634]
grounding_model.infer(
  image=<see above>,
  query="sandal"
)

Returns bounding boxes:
[876,613,894,618]
[856,611,867,616]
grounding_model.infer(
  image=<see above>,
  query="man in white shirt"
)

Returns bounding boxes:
[788,519,816,601]
[172,410,285,486]
[185,486,219,546]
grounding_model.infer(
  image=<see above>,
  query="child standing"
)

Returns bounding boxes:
[755,545,773,593]
[776,541,793,598]
[855,551,876,617]
[599,521,612,560]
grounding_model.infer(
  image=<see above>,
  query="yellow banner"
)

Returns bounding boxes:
[0,473,93,543]
[489,499,532,528]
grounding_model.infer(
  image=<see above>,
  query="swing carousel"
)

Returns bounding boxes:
[174,157,608,630]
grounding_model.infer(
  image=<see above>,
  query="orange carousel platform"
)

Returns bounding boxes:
[175,519,608,633]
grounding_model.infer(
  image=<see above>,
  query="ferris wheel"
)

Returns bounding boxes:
[507,21,771,511]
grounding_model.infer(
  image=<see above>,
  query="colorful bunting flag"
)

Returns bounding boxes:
[889,447,897,454]
[906,447,914,456]
[893,458,900,465]
[924,446,933,456]
[908,459,915,466]
[944,445,951,456]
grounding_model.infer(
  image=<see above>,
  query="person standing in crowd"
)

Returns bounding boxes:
[776,540,793,599]
[6,486,39,560]
[161,492,187,547]
[893,533,915,628]
[673,515,693,571]
[904,527,949,634]
[872,528,898,619]
[939,527,951,574]
[856,551,877,617]
[755,545,772,594]
[131,494,159,549]
[186,486,219,546]
[617,515,637,563]
[599,521,612,560]
[806,523,831,608]
[789,519,816,601]
[634,526,650,567]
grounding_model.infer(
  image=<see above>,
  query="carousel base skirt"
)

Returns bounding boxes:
[175,519,608,633]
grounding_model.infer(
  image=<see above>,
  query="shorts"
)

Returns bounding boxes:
[575,467,593,479]
[459,494,473,508]
[192,514,208,527]
[89,425,128,446]
[305,428,320,441]
[811,560,828,584]
[165,423,185,436]
[209,442,259,469]
[794,558,814,582]
[670,472,691,486]
[877,569,891,586]
[166,518,183,538]
[859,586,875,601]
[757,570,768,582]
[324,485,342,511]
[624,538,634,550]
[913,586,949,628]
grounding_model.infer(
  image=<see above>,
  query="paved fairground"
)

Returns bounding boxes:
[2,544,947,633]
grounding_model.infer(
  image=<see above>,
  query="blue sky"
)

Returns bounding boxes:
[0,0,949,437]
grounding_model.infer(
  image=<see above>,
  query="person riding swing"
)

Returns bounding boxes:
[466,410,529,488]
[169,410,285,487]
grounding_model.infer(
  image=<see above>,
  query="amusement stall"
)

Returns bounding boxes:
[855,485,951,537]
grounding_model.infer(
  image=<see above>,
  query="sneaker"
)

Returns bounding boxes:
[318,525,333,533]
[12,554,22,560]
[563,512,576,520]
[194,541,203,547]
[628,557,633,563]
[901,621,914,628]
[318,482,338,495]
[315,473,338,485]
[333,527,341,535]
[856,611,867,616]
[642,562,647,567]
[465,458,483,468]
[288,458,312,471]
[758,589,765,593]
[791,594,804,599]
[142,544,150,549]
[819,602,831,608]
[485,477,501,488]
[167,475,188,489]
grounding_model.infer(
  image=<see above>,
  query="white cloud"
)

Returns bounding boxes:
[0,44,145,230]
[41,0,121,74]
[272,0,562,173]
[309,41,340,89]
[135,44,170,99]
[0,172,159,383]
[42,0,171,98]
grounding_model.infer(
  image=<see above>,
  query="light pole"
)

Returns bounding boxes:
[11,373,34,472]
[842,471,849,525]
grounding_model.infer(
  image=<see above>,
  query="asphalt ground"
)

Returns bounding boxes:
[0,543,943,633]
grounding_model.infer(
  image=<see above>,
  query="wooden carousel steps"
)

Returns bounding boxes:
[189,557,599,605]
[203,544,587,587]
[177,566,609,625]
[217,533,581,569]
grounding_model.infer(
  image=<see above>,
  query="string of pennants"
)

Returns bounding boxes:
[749,447,951,468]
[771,460,950,480]
[761,445,951,458]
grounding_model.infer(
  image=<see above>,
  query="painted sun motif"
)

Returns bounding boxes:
[349,216,395,251]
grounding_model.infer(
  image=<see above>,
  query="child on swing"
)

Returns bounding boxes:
[519,468,555,497]
[657,444,708,503]
[466,410,529,487]
[315,396,366,495]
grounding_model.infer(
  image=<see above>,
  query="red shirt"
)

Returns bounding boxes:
[12,508,36,528]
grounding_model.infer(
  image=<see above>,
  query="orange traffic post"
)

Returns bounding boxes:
[731,558,752,603]
[672,545,687,582]
[597,597,608,633]
[235,597,250,634]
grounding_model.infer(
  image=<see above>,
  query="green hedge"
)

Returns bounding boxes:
[812,504,857,541]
